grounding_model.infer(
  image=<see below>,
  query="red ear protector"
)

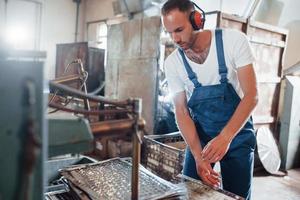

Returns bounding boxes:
[189,2,206,30]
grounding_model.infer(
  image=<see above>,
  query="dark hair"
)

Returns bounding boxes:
[161,0,194,16]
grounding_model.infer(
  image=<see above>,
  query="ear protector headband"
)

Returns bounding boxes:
[189,2,206,30]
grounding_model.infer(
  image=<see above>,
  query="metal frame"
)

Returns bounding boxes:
[49,81,145,200]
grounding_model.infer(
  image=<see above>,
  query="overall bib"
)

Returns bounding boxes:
[179,29,256,200]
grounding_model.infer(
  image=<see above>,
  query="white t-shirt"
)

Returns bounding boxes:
[164,29,255,99]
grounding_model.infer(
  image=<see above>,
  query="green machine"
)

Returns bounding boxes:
[48,114,93,158]
[0,59,46,200]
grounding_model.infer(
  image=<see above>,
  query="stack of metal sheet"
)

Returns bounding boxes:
[60,158,184,200]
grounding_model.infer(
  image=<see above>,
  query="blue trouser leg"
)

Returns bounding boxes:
[220,147,254,200]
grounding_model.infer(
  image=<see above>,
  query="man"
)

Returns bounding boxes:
[161,0,258,199]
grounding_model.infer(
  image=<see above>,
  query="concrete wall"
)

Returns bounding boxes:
[106,16,161,133]
[85,0,115,22]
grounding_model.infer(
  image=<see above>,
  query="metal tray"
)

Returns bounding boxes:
[60,158,184,200]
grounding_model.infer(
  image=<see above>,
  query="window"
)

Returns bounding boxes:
[96,22,108,50]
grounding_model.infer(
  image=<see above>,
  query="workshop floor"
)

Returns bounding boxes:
[252,168,300,200]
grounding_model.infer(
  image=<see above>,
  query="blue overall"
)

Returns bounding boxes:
[178,29,256,200]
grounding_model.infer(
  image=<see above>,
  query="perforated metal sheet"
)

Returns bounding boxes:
[60,158,183,200]
[173,175,244,200]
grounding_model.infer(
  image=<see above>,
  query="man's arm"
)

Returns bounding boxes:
[202,63,258,163]
[173,91,202,160]
[173,91,220,186]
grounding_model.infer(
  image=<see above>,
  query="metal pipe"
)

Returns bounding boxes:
[73,0,81,42]
[78,59,90,111]
[131,98,142,200]
[90,119,135,134]
[49,81,130,107]
[49,102,130,116]
[52,74,83,84]
[131,130,140,200]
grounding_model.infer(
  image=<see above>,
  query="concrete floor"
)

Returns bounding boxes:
[252,168,300,200]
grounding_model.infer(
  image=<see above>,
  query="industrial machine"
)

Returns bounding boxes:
[0,51,146,199]
[47,80,146,199]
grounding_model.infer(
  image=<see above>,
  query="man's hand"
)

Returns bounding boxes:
[201,134,232,163]
[195,157,220,187]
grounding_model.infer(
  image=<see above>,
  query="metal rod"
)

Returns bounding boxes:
[131,130,140,200]
[74,0,81,42]
[90,119,135,134]
[48,102,130,116]
[131,98,142,200]
[49,81,130,107]
[52,74,83,84]
[78,60,90,111]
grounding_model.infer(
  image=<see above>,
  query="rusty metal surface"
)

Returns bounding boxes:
[56,42,105,92]
[56,42,88,89]
[60,158,183,200]
[90,119,135,136]
[52,74,83,84]
[49,102,129,116]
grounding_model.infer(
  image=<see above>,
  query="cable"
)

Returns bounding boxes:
[48,59,89,114]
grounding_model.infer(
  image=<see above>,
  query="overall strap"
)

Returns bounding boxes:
[215,29,228,83]
[178,48,202,88]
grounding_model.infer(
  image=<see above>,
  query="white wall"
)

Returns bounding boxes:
[0,0,86,80]
[41,0,86,79]
[0,0,38,49]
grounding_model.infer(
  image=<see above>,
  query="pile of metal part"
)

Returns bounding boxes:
[56,158,184,200]
[45,159,245,200]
